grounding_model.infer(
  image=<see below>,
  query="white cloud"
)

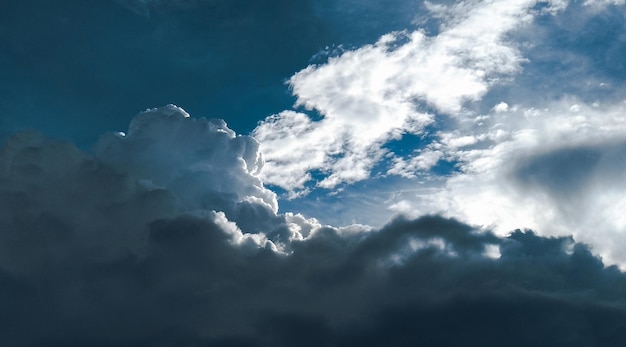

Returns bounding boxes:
[583,0,626,8]
[255,0,564,193]
[388,148,443,178]
[493,102,510,113]
[96,104,277,213]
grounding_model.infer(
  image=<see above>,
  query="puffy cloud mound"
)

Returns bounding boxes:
[0,106,626,346]
[94,105,275,211]
[92,105,307,243]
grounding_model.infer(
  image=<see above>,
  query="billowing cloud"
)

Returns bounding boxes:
[1,107,626,345]
[94,105,275,212]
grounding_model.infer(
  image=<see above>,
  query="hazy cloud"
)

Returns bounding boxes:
[390,99,626,266]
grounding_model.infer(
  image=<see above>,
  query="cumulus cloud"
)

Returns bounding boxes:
[95,105,318,245]
[1,106,626,345]
[94,105,274,211]
[254,0,566,193]
[0,106,316,257]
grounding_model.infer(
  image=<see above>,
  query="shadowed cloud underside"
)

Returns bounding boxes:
[1,107,626,345]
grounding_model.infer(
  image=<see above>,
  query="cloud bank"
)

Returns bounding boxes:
[1,106,626,345]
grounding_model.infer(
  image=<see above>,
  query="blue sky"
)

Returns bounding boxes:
[0,0,418,142]
[2,0,626,345]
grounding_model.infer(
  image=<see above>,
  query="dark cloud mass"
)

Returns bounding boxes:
[0,107,625,346]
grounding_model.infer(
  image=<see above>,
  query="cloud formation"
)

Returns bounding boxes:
[254,0,566,193]
[253,0,626,268]
[3,1,626,345]
[1,107,626,345]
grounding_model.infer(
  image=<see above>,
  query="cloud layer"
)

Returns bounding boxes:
[1,107,626,345]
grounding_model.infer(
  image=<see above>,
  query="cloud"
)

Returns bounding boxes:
[253,0,626,269]
[584,0,626,9]
[94,105,274,210]
[390,99,626,266]
[0,106,312,257]
[1,106,626,345]
[0,0,331,148]
[254,0,566,193]
[3,1,626,344]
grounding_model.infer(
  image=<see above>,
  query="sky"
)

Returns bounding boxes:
[2,0,626,345]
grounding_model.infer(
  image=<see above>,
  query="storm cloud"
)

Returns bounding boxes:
[1,107,625,346]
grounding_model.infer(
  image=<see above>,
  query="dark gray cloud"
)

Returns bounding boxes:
[508,139,626,230]
[1,107,626,346]
[511,140,626,200]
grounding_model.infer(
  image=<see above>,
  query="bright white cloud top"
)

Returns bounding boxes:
[253,0,626,266]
